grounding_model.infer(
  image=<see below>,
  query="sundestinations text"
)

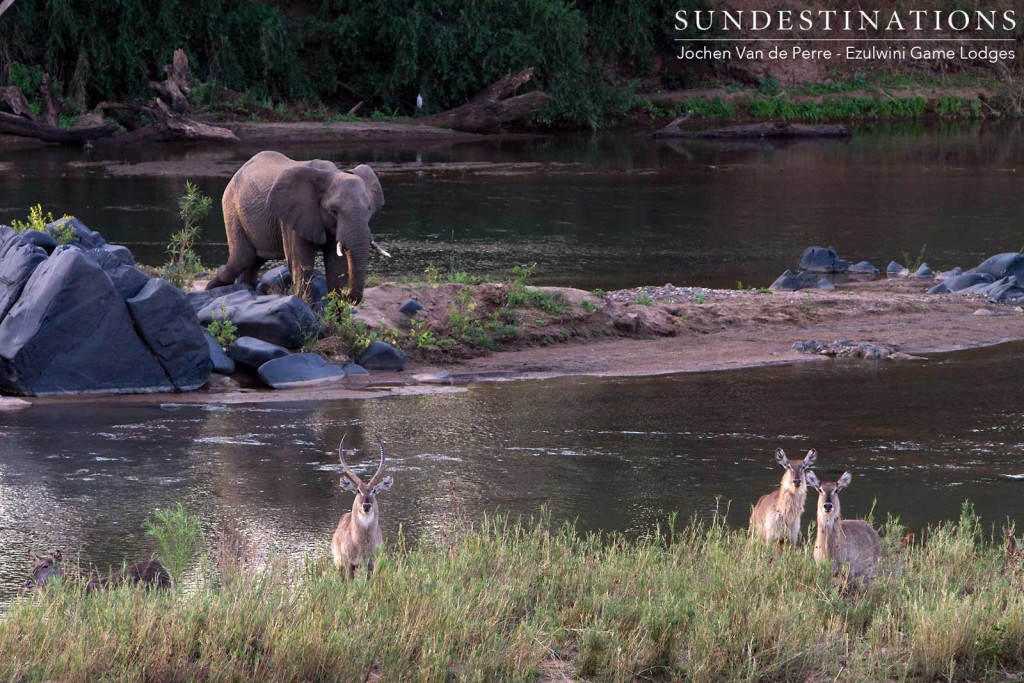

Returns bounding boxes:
[674,9,1017,32]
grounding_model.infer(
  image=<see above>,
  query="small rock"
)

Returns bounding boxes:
[341,361,369,376]
[973,308,996,316]
[46,217,106,249]
[227,336,291,369]
[847,261,879,276]
[412,371,453,385]
[186,283,252,313]
[0,397,31,410]
[203,330,236,375]
[399,299,424,316]
[357,341,407,370]
[257,265,291,295]
[798,246,849,273]
[913,263,932,278]
[18,230,58,253]
[816,278,835,290]
[927,282,950,295]
[205,374,242,393]
[886,261,905,276]
[792,340,825,354]
[257,353,346,389]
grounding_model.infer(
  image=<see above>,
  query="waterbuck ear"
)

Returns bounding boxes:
[804,470,821,489]
[339,477,359,493]
[801,449,817,469]
[372,475,394,495]
[54,549,62,561]
[774,448,790,468]
[837,472,853,490]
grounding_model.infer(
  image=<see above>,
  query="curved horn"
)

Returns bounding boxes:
[338,432,364,486]
[369,434,386,486]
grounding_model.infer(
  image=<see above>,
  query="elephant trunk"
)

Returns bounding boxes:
[340,227,370,303]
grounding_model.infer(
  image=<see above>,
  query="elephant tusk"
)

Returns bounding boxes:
[371,240,391,258]
[337,243,344,257]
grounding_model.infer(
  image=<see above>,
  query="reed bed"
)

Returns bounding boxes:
[3,505,1024,682]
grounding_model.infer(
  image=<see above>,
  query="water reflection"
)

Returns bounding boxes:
[2,342,1024,609]
[2,123,1022,288]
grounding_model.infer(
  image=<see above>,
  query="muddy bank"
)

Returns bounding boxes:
[12,277,1023,408]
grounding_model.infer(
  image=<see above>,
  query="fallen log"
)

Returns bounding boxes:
[655,121,852,139]
[419,68,550,134]
[0,111,119,144]
[114,116,239,144]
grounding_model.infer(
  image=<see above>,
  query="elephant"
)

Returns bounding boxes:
[206,150,388,303]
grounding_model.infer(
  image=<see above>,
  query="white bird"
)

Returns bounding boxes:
[416,93,423,110]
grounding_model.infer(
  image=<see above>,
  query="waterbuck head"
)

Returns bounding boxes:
[337,433,394,521]
[805,470,852,518]
[25,549,64,591]
[775,447,817,491]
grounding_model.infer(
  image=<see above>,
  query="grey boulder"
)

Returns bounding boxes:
[198,290,317,348]
[203,330,236,375]
[399,299,424,316]
[227,336,291,369]
[798,246,849,273]
[0,249,172,395]
[0,242,47,320]
[847,261,879,276]
[17,230,58,253]
[357,341,407,370]
[769,269,818,292]
[973,253,1024,281]
[945,272,995,292]
[47,217,106,249]
[257,353,346,389]
[126,278,212,391]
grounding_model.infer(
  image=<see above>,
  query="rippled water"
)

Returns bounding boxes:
[2,343,1023,609]
[2,122,1022,288]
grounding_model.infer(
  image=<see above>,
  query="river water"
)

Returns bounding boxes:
[1,123,1023,608]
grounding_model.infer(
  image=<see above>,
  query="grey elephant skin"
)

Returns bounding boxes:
[206,151,384,303]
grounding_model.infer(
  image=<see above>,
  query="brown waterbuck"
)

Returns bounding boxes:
[331,433,394,579]
[24,549,172,593]
[749,448,817,545]
[805,470,881,583]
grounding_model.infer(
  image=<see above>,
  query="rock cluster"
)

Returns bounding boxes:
[0,221,210,396]
[792,339,925,362]
[927,252,1024,305]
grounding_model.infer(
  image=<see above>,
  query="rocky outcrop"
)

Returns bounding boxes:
[197,289,318,348]
[0,223,211,396]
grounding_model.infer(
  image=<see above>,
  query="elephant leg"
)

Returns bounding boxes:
[282,232,317,302]
[240,258,267,288]
[324,244,350,297]
[207,196,258,289]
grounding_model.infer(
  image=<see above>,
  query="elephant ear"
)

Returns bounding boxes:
[267,165,335,245]
[349,164,385,215]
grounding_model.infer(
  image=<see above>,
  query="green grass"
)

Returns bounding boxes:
[5,505,1024,681]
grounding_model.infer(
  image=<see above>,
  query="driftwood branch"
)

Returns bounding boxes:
[0,111,119,144]
[655,121,852,139]
[0,86,32,118]
[149,48,193,113]
[419,68,550,134]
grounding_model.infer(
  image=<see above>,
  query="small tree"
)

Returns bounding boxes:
[162,180,211,290]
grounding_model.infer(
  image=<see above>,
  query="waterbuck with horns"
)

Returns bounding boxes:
[331,433,394,579]
[749,448,817,545]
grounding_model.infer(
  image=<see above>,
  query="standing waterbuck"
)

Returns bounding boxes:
[331,433,394,579]
[750,448,817,545]
[24,549,172,593]
[805,471,881,583]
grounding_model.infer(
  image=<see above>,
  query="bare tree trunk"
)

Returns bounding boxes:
[419,68,550,134]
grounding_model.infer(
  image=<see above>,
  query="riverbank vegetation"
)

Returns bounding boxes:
[4,504,1024,680]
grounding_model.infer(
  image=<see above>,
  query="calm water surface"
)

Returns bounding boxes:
[1,122,1022,288]
[2,344,1023,609]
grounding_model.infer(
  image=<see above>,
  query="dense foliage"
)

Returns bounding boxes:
[0,0,707,127]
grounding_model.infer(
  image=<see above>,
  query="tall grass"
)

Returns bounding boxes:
[3,505,1024,681]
